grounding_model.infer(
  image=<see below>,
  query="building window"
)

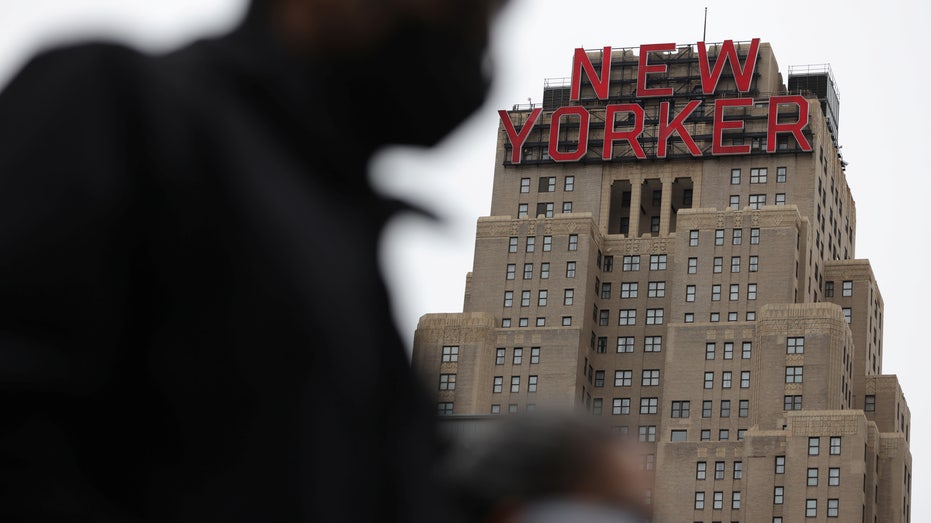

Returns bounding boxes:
[713,491,724,509]
[668,430,687,442]
[749,255,759,272]
[714,229,724,245]
[540,262,550,279]
[750,167,767,183]
[495,348,505,365]
[618,309,636,325]
[598,310,609,326]
[505,264,515,280]
[512,348,523,365]
[612,398,630,415]
[687,257,698,274]
[562,202,573,213]
[713,257,723,273]
[526,236,535,252]
[520,177,530,193]
[734,461,743,479]
[649,254,667,270]
[563,289,574,306]
[638,425,656,442]
[825,280,834,297]
[530,347,540,364]
[777,166,787,182]
[492,376,503,393]
[684,313,694,323]
[537,202,553,218]
[686,285,696,302]
[520,290,531,307]
[775,456,785,474]
[439,374,456,391]
[809,436,820,455]
[703,372,714,389]
[705,343,716,360]
[502,318,511,327]
[775,193,786,205]
[739,400,749,417]
[650,216,660,234]
[727,312,738,321]
[600,282,612,299]
[617,336,634,353]
[807,467,819,486]
[537,290,548,307]
[742,341,752,359]
[642,369,660,386]
[518,203,528,218]
[561,316,571,326]
[593,370,604,387]
[750,228,760,244]
[622,255,640,271]
[702,400,712,418]
[508,404,518,413]
[565,261,576,278]
[700,429,711,441]
[865,395,876,411]
[603,256,613,272]
[644,336,662,352]
[645,308,664,325]
[842,280,853,296]
[442,346,460,362]
[647,281,665,298]
[568,234,578,251]
[510,376,520,393]
[806,499,817,517]
[784,395,802,411]
[828,467,840,486]
[615,370,632,387]
[437,402,454,416]
[640,397,658,414]
[620,282,638,298]
[719,429,729,441]
[711,284,721,301]
[722,371,732,389]
[723,342,733,360]
[542,235,552,252]
[689,230,699,246]
[842,307,851,323]
[786,366,803,383]
[731,256,741,273]
[490,404,501,414]
[596,336,607,353]
[747,283,758,300]
[729,284,740,300]
[564,176,575,191]
[729,195,740,209]
[732,491,741,510]
[508,237,518,253]
[710,312,720,322]
[694,492,705,510]
[538,176,556,192]
[740,371,750,388]
[671,400,690,418]
[720,400,731,418]
[528,375,538,392]
[827,498,839,517]
[787,336,805,354]
[830,436,841,455]
[773,486,784,504]
[731,168,741,184]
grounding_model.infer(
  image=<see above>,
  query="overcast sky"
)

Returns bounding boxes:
[1,0,927,517]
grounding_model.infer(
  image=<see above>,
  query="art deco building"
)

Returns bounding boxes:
[412,40,911,522]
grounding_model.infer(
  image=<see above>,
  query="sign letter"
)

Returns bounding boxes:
[603,104,646,160]
[637,43,676,97]
[549,106,590,162]
[657,100,702,158]
[698,38,760,94]
[767,96,812,152]
[571,47,612,101]
[712,98,753,155]
[498,108,542,164]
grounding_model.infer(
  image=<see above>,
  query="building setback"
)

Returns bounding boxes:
[412,40,912,522]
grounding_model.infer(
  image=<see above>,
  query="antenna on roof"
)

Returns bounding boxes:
[703,7,708,42]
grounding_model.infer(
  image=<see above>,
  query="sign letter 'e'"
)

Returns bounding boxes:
[637,43,676,97]
[712,98,753,155]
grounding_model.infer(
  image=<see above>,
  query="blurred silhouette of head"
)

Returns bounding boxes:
[445,414,652,523]
[247,0,505,147]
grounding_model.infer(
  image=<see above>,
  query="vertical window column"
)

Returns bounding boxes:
[659,178,673,236]
[628,179,642,239]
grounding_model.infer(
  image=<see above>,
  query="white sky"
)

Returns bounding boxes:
[0,0,927,518]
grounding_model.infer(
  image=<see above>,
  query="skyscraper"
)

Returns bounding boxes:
[412,40,911,522]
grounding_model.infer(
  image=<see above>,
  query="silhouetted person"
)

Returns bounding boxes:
[0,0,501,520]
[445,414,652,523]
